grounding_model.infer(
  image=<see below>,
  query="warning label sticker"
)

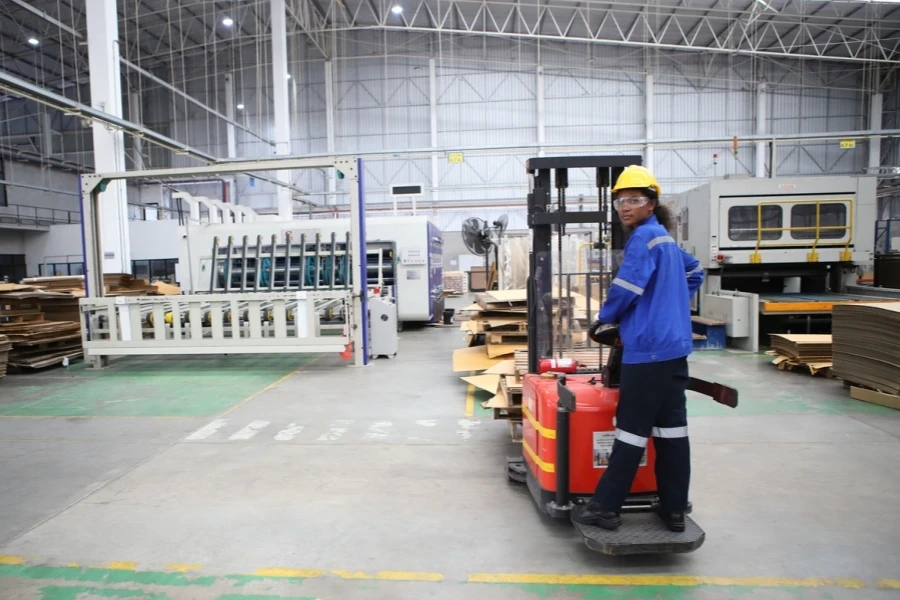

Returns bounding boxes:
[593,431,647,469]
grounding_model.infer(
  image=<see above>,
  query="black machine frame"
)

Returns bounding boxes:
[525,155,643,375]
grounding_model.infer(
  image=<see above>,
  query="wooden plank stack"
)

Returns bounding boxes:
[23,274,161,297]
[0,334,10,379]
[0,288,83,371]
[833,302,900,399]
[768,334,833,376]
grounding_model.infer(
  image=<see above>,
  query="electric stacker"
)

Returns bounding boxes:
[506,156,739,555]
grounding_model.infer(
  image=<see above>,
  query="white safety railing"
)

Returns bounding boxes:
[78,291,351,357]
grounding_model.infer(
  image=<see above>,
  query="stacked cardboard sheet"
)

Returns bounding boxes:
[833,302,900,396]
[452,287,605,437]
[768,334,833,376]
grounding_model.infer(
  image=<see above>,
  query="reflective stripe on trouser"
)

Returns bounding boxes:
[592,356,691,512]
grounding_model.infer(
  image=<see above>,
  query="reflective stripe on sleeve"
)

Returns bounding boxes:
[615,428,649,448]
[686,265,704,277]
[652,426,689,439]
[647,235,676,249]
[612,277,644,296]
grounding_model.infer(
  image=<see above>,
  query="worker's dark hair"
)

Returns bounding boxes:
[652,201,676,233]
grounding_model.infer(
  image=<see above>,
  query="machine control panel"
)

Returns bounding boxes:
[401,248,427,266]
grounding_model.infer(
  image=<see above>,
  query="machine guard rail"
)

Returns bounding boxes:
[751,197,854,264]
[78,291,351,357]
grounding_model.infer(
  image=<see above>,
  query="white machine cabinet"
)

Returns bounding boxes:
[368,297,398,359]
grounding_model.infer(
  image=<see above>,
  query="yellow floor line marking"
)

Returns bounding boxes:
[879,579,900,589]
[467,574,870,588]
[221,356,322,417]
[332,570,444,582]
[254,567,326,578]
[65,563,80,568]
[103,561,138,571]
[167,563,203,573]
[0,556,24,565]
[464,384,475,417]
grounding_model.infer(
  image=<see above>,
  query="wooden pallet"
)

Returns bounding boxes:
[487,332,528,345]
[501,376,523,406]
[493,405,522,420]
[0,312,45,323]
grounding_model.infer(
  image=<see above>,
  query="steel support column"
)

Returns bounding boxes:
[128,91,144,170]
[86,0,131,274]
[536,66,546,157]
[429,57,439,214]
[224,72,237,204]
[325,60,337,206]
[272,0,293,219]
[756,83,768,178]
[870,92,884,172]
[645,74,654,172]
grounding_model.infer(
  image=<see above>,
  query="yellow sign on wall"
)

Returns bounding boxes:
[448,152,464,163]
[840,140,856,149]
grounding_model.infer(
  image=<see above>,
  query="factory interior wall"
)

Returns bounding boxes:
[20,220,183,278]
[23,224,82,277]
[0,230,27,255]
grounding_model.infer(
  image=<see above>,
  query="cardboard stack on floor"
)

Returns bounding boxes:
[0,284,83,370]
[833,302,900,410]
[768,334,833,376]
[452,288,604,439]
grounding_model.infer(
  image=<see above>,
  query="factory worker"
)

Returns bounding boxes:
[573,165,704,533]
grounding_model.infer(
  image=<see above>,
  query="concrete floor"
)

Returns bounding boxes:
[1,326,899,600]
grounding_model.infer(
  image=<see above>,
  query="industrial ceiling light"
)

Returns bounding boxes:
[391,5,403,14]
[286,74,292,79]
[27,37,39,46]
[222,16,234,26]
[236,103,245,110]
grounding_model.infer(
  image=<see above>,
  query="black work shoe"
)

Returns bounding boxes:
[657,510,686,532]
[572,504,622,531]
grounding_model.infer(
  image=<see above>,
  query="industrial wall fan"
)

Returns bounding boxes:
[461,214,508,291]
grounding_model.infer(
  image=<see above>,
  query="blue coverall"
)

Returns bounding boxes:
[593,214,705,512]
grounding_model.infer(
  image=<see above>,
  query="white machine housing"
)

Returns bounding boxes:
[368,296,398,359]
[672,175,877,353]
[179,215,443,323]
[674,175,875,269]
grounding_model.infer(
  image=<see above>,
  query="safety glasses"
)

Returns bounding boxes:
[613,195,650,209]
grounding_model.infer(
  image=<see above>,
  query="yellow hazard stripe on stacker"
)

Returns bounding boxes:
[522,439,554,473]
[522,405,556,439]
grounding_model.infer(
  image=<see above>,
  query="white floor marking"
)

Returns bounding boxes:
[364,421,393,440]
[316,420,352,442]
[456,418,481,440]
[274,423,305,441]
[415,419,437,427]
[228,420,271,440]
[185,419,229,441]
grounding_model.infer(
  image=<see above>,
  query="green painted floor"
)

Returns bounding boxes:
[0,355,316,418]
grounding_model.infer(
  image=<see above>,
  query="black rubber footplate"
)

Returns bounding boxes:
[573,512,705,555]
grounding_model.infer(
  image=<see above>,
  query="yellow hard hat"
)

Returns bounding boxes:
[612,165,661,197]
